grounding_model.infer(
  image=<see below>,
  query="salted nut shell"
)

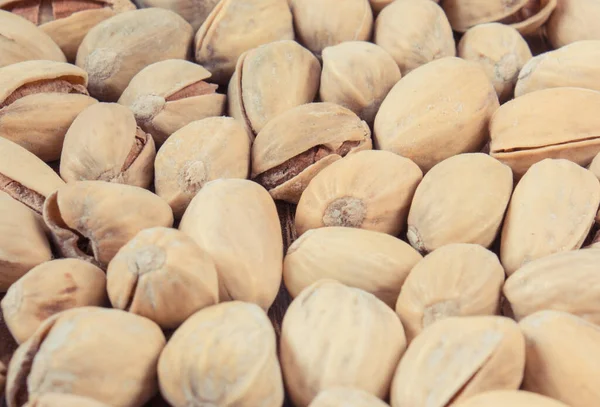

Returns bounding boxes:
[135,0,219,31]
[6,307,166,407]
[309,387,390,407]
[281,280,407,407]
[453,390,569,407]
[295,150,422,236]
[396,244,505,343]
[43,180,174,269]
[24,393,112,407]
[374,57,499,173]
[283,227,422,307]
[194,0,294,85]
[107,227,219,329]
[0,60,96,162]
[154,117,250,219]
[228,40,321,138]
[76,8,193,102]
[546,0,600,48]
[179,179,283,310]
[60,102,155,188]
[520,310,600,406]
[1,259,107,344]
[320,41,401,124]
[252,102,372,204]
[374,0,455,75]
[458,23,532,103]
[118,59,226,146]
[0,10,66,68]
[390,316,525,407]
[500,159,600,276]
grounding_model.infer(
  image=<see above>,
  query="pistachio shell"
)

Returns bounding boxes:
[1,259,107,344]
[281,280,407,407]
[136,0,219,31]
[0,300,18,397]
[589,151,600,181]
[453,390,569,407]
[24,393,112,407]
[546,0,600,48]
[500,159,600,276]
[390,316,525,407]
[309,387,389,407]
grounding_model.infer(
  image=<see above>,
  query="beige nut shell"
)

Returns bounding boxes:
[309,387,390,407]
[546,0,600,48]
[136,0,220,31]
[453,390,569,407]
[24,393,112,407]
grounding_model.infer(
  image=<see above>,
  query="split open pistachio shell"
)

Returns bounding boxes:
[24,393,112,407]
[546,0,600,48]
[309,387,389,407]
[136,0,219,31]
[453,391,569,407]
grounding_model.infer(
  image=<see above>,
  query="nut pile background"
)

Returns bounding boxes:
[1,0,600,406]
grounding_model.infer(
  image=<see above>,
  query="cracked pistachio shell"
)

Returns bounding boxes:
[136,0,219,31]
[309,387,389,407]
[194,0,294,85]
[228,40,320,138]
[0,303,18,398]
[500,159,600,276]
[374,0,455,75]
[407,154,513,253]
[320,42,400,124]
[284,227,422,307]
[6,307,166,407]
[76,8,193,102]
[374,58,499,173]
[118,59,226,146]
[295,150,422,236]
[396,244,505,343]
[520,311,600,406]
[60,103,155,188]
[252,102,372,204]
[458,23,532,103]
[1,259,107,344]
[24,393,112,407]
[179,179,282,310]
[43,181,174,269]
[546,0,600,48]
[107,227,219,329]
[158,302,283,407]
[281,280,407,407]
[454,391,569,407]
[391,316,525,407]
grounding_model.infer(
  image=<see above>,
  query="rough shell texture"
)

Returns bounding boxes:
[546,0,600,48]
[24,393,112,407]
[453,390,569,407]
[309,387,389,407]
[281,280,406,407]
[136,0,219,31]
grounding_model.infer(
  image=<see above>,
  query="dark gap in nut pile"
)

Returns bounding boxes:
[3,0,106,25]
[497,0,541,24]
[0,173,45,215]
[165,81,218,101]
[0,78,88,109]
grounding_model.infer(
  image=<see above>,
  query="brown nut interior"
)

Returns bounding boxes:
[2,0,107,25]
[165,80,218,102]
[0,77,88,109]
[498,0,542,24]
[0,173,45,215]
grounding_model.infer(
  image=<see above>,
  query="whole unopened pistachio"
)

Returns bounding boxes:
[6,307,166,407]
[24,393,112,407]
[454,391,569,407]
[43,181,174,269]
[320,41,400,124]
[281,280,406,407]
[1,259,107,344]
[136,0,219,31]
[374,0,454,75]
[252,102,372,203]
[195,0,294,85]
[76,8,193,102]
[309,387,389,407]
[546,0,600,48]
[0,60,97,162]
[228,40,320,138]
[118,59,226,146]
[155,117,250,218]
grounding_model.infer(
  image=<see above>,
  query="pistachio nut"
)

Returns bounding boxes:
[76,8,193,102]
[458,23,532,103]
[43,181,174,269]
[194,0,294,85]
[135,0,219,31]
[118,59,226,146]
[283,227,422,307]
[179,179,282,310]
[252,102,372,203]
[320,41,401,124]
[370,0,439,15]
[0,10,65,67]
[309,387,389,407]
[60,103,155,188]
[295,150,422,236]
[154,117,250,219]
[390,316,525,407]
[6,307,166,407]
[520,310,600,406]
[546,0,600,48]
[396,244,505,343]
[453,390,569,407]
[24,394,111,407]
[500,159,600,276]
[1,259,107,344]
[0,302,18,398]
[228,40,320,138]
[107,227,219,329]
[281,280,407,407]
[374,0,454,75]
[374,58,499,172]
[589,151,600,181]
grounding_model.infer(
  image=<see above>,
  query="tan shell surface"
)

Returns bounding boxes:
[546,0,600,48]
[136,0,220,31]
[24,393,112,407]
[589,151,600,181]
[374,57,499,172]
[520,310,600,406]
[396,244,505,343]
[374,0,455,75]
[453,390,569,407]
[1,259,107,344]
[309,387,389,407]
[281,280,406,407]
[390,316,525,407]
[500,159,600,276]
